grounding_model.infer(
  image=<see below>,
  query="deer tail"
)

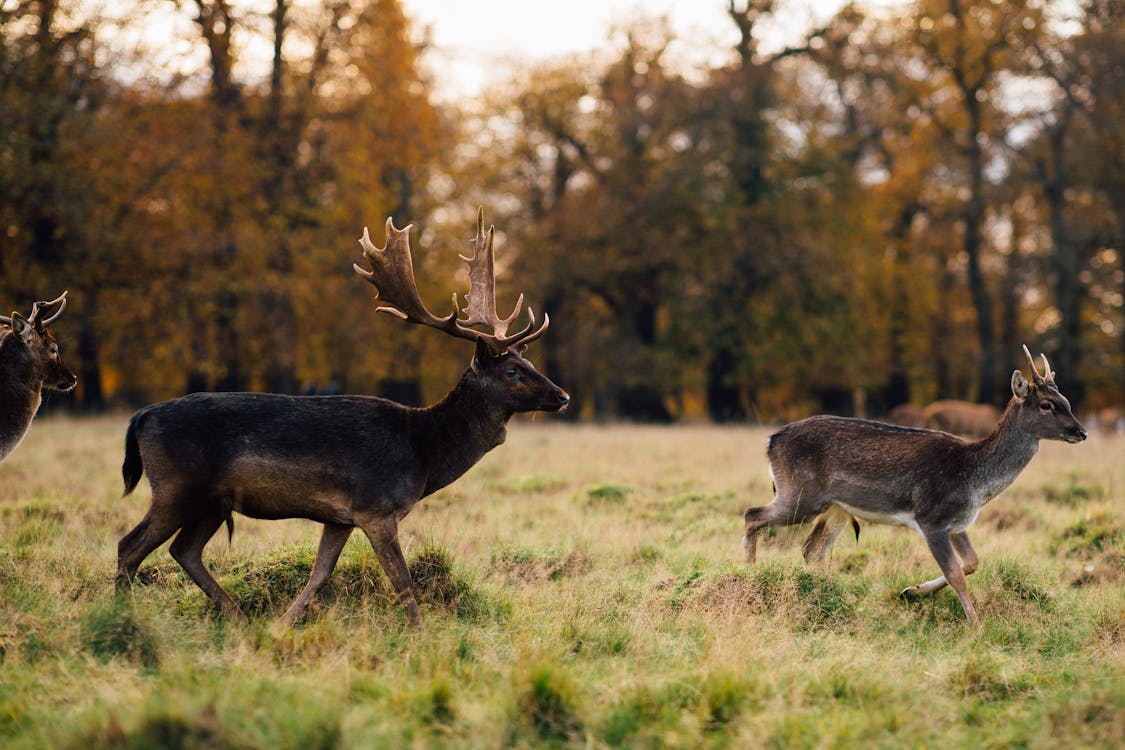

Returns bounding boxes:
[121,414,145,497]
[851,516,861,542]
[225,511,235,544]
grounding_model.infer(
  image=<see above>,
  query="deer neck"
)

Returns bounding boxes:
[0,334,43,459]
[965,399,1039,504]
[415,371,511,497]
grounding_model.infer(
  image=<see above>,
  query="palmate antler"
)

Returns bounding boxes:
[354,209,549,353]
[0,291,69,329]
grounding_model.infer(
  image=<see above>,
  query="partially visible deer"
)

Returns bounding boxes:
[0,292,77,461]
[117,210,569,627]
[742,347,1086,625]
[922,400,1001,439]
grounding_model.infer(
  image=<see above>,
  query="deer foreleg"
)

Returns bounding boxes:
[903,531,979,625]
[281,523,353,625]
[356,513,422,628]
[170,511,245,620]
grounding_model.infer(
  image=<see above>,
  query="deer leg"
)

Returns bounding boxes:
[355,513,422,628]
[281,523,353,625]
[169,511,244,619]
[903,531,979,625]
[743,488,828,563]
[801,505,854,564]
[900,531,980,597]
[116,508,184,589]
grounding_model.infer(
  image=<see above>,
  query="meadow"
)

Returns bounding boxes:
[0,415,1122,748]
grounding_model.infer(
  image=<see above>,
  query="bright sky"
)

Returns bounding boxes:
[399,0,850,101]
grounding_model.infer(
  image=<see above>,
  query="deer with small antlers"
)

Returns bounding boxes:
[117,209,569,627]
[1,292,77,462]
[742,346,1086,625]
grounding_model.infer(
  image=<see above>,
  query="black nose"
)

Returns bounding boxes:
[1072,427,1087,441]
[557,390,571,406]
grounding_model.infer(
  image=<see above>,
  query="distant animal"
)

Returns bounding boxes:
[0,292,77,461]
[887,403,928,429]
[116,210,569,627]
[742,346,1086,625]
[922,400,1001,439]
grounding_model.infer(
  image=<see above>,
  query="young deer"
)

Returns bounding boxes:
[117,210,569,627]
[742,347,1086,624]
[0,292,77,461]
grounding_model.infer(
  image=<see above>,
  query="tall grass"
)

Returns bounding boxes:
[1,416,1122,747]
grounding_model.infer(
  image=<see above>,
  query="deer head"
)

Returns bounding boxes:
[354,209,568,414]
[1010,345,1085,443]
[1,291,77,391]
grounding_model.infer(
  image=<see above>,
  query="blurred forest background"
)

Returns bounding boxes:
[1,0,1122,422]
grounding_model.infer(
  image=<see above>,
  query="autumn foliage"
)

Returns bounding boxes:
[1,0,1122,421]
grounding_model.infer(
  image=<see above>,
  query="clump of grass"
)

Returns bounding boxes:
[685,562,864,630]
[220,545,316,617]
[1042,474,1107,505]
[1050,511,1124,558]
[413,676,456,727]
[949,653,1033,702]
[490,474,569,494]
[598,681,697,746]
[584,483,632,506]
[7,500,65,548]
[984,558,1054,612]
[561,615,630,657]
[510,664,584,744]
[83,599,159,669]
[701,672,753,731]
[75,705,257,750]
[408,543,495,621]
[490,543,591,583]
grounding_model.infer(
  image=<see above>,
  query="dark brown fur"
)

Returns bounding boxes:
[0,300,77,462]
[117,339,568,627]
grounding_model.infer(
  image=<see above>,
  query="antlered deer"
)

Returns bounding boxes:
[117,210,569,627]
[742,347,1085,625]
[0,292,77,462]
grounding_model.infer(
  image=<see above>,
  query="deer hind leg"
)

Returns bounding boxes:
[169,510,244,619]
[355,512,422,628]
[900,531,980,598]
[743,485,828,564]
[801,505,855,564]
[281,523,353,625]
[116,507,184,590]
[902,530,979,625]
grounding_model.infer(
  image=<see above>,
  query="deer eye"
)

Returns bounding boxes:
[1039,401,1052,412]
[505,366,520,380]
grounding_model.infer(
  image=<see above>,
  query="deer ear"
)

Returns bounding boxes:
[1011,369,1029,399]
[470,337,496,371]
[11,313,34,343]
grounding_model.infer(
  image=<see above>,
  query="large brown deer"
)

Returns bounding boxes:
[742,347,1085,625]
[0,292,77,462]
[117,210,569,627]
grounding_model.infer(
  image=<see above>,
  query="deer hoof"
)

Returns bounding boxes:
[899,585,920,601]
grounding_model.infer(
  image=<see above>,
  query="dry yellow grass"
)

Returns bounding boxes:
[1,415,1122,748]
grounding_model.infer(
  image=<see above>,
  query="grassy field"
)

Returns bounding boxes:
[0,415,1122,748]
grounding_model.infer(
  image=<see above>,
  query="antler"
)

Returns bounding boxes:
[0,291,68,329]
[458,208,549,349]
[1022,344,1055,384]
[354,210,550,353]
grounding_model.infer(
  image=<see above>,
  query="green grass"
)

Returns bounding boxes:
[1,416,1123,748]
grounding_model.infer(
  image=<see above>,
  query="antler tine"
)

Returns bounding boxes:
[35,291,68,327]
[354,219,476,342]
[458,207,528,341]
[1039,353,1054,382]
[1022,344,1045,383]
